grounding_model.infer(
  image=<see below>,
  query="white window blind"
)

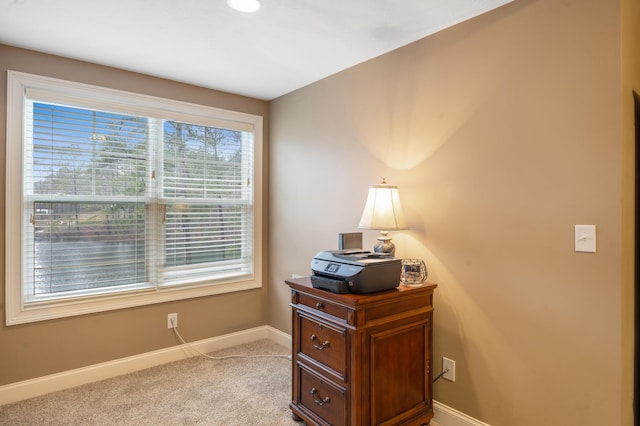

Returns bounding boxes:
[158,120,254,288]
[25,102,151,301]
[6,71,263,324]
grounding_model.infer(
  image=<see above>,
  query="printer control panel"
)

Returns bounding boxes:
[325,263,340,273]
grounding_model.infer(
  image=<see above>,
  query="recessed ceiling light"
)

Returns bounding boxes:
[227,0,261,13]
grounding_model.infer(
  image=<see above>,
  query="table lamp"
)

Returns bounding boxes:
[358,178,408,256]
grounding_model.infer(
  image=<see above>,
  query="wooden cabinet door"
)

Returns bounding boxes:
[369,318,432,425]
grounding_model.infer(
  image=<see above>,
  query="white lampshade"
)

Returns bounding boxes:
[358,179,408,230]
[358,179,408,256]
[227,0,261,13]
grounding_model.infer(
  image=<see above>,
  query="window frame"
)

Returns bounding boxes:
[5,71,264,325]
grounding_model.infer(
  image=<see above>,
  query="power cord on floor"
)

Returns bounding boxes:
[170,321,291,361]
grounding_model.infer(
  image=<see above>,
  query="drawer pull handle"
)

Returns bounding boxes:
[310,334,330,350]
[311,387,330,406]
[315,302,324,309]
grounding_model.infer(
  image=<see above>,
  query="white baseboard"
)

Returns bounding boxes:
[433,400,491,426]
[0,325,291,406]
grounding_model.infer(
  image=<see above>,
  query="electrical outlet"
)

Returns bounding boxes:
[442,357,456,382]
[167,313,178,329]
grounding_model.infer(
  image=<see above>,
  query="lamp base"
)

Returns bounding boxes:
[373,231,396,257]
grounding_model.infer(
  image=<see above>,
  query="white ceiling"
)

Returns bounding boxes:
[0,0,512,100]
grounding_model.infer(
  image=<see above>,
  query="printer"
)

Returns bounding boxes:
[310,250,401,294]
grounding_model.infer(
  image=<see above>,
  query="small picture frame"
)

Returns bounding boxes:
[401,259,428,286]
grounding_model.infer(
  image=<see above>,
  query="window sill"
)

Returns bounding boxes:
[5,278,262,326]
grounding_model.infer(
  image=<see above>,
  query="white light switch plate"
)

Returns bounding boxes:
[574,225,596,253]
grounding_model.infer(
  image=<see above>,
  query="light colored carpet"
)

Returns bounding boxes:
[0,339,304,426]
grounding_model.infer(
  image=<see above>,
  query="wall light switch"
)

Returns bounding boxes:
[575,225,596,253]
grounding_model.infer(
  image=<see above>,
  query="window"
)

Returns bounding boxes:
[5,71,263,325]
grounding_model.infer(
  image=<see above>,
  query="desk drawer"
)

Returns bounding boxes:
[299,315,346,376]
[298,293,348,321]
[300,367,346,426]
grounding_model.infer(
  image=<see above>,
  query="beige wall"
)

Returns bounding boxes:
[0,45,271,385]
[269,0,632,424]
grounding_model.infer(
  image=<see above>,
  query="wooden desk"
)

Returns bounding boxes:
[286,277,437,426]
